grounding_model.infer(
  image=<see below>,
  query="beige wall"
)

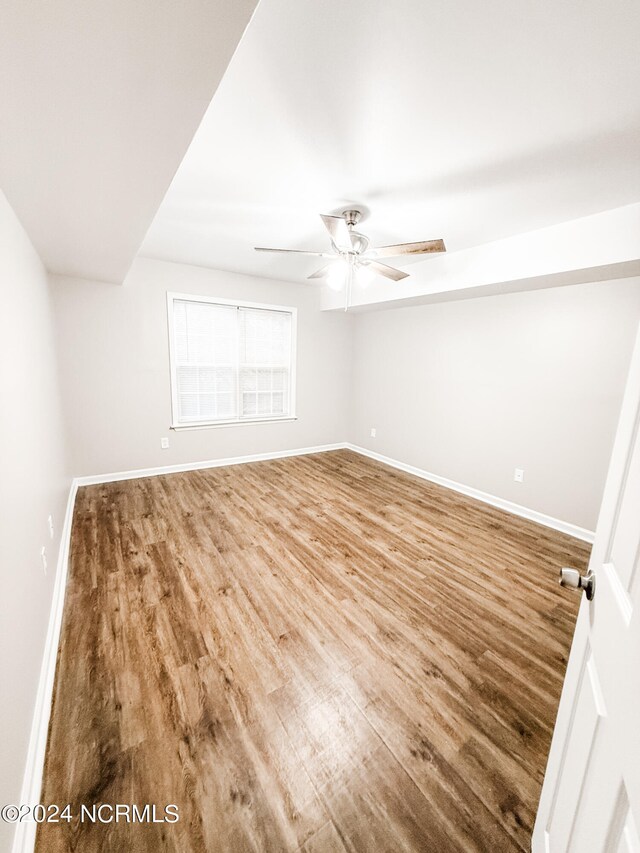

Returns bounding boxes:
[350,278,640,531]
[0,191,70,848]
[52,258,353,477]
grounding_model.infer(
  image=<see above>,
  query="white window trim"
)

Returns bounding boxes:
[166,291,297,430]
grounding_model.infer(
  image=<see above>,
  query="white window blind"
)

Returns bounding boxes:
[169,295,295,427]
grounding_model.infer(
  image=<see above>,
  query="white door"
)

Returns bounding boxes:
[533,320,640,853]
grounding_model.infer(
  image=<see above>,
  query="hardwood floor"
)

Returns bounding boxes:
[38,450,590,852]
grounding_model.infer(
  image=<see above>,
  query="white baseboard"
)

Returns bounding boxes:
[345,443,595,543]
[75,442,349,486]
[76,441,594,542]
[12,440,592,852]
[12,480,78,853]
[12,442,347,852]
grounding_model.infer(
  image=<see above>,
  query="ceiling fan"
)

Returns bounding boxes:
[255,209,445,309]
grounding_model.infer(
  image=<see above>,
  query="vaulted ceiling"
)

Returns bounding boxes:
[141,0,640,284]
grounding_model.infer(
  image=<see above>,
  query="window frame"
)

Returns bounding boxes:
[166,291,297,430]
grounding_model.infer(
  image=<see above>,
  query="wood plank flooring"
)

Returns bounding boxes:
[37,450,590,852]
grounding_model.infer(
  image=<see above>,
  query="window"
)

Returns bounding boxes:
[167,293,296,428]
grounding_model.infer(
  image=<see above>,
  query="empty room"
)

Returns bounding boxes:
[1,1,639,851]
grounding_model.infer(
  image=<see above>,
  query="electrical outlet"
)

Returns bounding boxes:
[514,468,524,483]
[40,546,47,575]
[370,428,377,438]
[48,514,54,539]
[160,437,170,450]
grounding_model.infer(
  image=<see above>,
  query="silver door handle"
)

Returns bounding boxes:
[559,567,595,600]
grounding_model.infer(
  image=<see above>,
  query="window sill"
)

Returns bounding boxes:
[170,416,298,432]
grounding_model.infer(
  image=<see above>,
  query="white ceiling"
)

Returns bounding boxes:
[141,0,640,284]
[0,0,257,282]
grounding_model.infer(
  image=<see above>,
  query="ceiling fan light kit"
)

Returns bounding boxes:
[255,209,446,310]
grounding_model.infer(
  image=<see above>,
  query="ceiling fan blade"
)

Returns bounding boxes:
[372,239,446,258]
[255,247,332,257]
[367,260,409,282]
[307,263,336,280]
[320,214,352,251]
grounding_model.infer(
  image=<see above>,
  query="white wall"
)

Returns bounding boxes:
[2,240,632,852]
[50,260,640,533]
[52,258,352,477]
[350,277,640,532]
[0,191,70,850]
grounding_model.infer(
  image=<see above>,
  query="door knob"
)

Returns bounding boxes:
[559,567,595,600]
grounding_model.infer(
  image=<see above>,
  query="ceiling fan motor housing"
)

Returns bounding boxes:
[348,231,369,254]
